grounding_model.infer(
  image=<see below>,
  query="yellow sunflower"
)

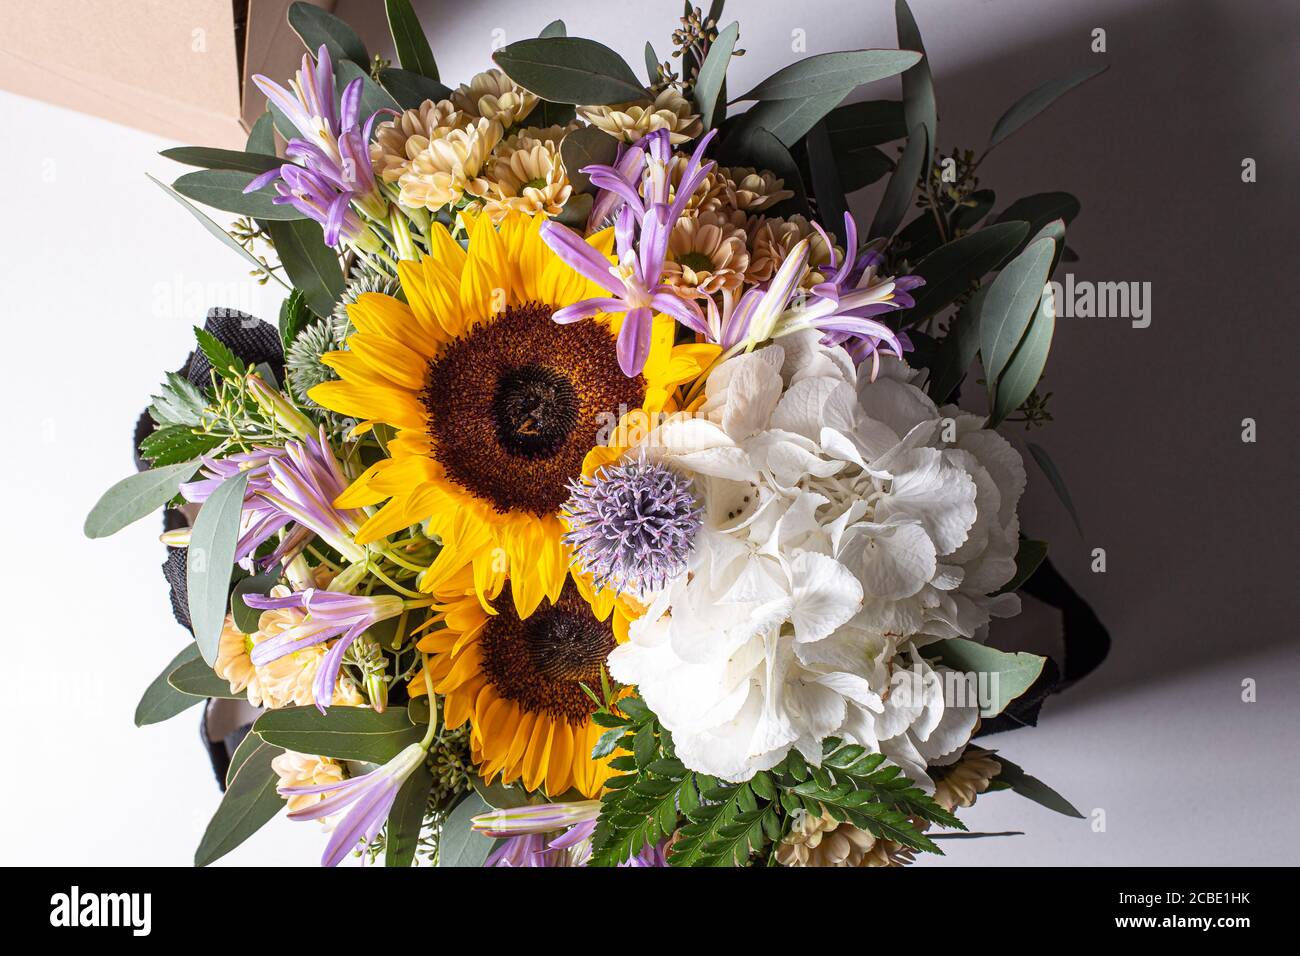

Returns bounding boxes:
[408,564,637,797]
[309,210,717,619]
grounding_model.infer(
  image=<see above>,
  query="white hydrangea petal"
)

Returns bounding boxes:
[789,551,863,643]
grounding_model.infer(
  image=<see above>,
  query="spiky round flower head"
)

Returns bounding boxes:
[562,457,701,596]
[286,272,400,405]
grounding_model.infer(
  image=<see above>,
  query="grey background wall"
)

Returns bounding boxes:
[0,0,1294,864]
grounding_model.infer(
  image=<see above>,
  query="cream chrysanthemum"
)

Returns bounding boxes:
[579,86,703,144]
[371,99,467,184]
[775,809,917,867]
[933,747,1002,811]
[452,68,539,129]
[661,210,750,295]
[722,166,795,212]
[271,750,347,821]
[478,126,573,221]
[398,117,503,210]
[747,214,842,286]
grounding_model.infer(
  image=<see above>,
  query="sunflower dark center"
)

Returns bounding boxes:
[492,365,579,458]
[478,582,615,724]
[421,302,646,516]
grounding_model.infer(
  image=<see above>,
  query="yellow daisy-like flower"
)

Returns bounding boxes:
[408,565,637,798]
[309,210,718,620]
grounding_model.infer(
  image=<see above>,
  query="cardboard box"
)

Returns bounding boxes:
[0,0,334,147]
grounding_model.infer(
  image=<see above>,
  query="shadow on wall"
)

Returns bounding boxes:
[338,0,1300,712]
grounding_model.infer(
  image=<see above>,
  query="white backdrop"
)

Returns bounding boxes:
[1,0,1296,866]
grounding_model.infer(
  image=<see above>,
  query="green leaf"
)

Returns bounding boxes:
[733,89,851,147]
[246,112,276,154]
[230,563,283,634]
[990,280,1055,427]
[378,67,452,110]
[868,123,927,239]
[160,147,282,174]
[904,220,1029,325]
[187,471,251,666]
[805,120,847,244]
[337,60,401,123]
[560,125,619,195]
[288,1,368,67]
[149,371,208,427]
[385,757,433,866]
[929,637,1047,717]
[472,778,534,809]
[734,50,921,101]
[84,459,202,539]
[925,285,985,403]
[997,539,1049,594]
[225,730,266,787]
[194,325,247,379]
[988,63,1108,149]
[263,219,345,318]
[895,0,936,175]
[644,42,659,85]
[254,706,423,763]
[825,99,906,146]
[993,756,1084,818]
[438,793,496,866]
[993,192,1080,253]
[493,37,645,105]
[278,288,308,348]
[135,644,204,727]
[194,738,285,866]
[539,19,566,39]
[147,175,289,290]
[138,425,222,467]
[172,169,304,220]
[979,235,1055,391]
[384,0,438,79]
[717,123,808,216]
[1026,441,1083,536]
[694,21,738,130]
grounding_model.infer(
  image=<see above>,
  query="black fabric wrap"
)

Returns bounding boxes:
[133,308,283,789]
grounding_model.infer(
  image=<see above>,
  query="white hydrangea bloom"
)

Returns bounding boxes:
[607,331,1026,784]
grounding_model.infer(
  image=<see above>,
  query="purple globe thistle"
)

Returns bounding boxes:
[562,457,701,596]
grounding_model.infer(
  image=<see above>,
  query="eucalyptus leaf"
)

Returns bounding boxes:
[644,42,659,85]
[472,778,535,809]
[385,0,438,79]
[695,21,738,130]
[135,645,204,727]
[230,563,283,634]
[246,112,276,154]
[385,758,433,866]
[187,471,250,666]
[194,738,286,866]
[539,19,567,39]
[169,656,241,698]
[904,221,1029,325]
[929,638,1046,717]
[996,539,1048,595]
[1026,441,1083,536]
[147,175,289,289]
[378,67,452,109]
[825,99,906,146]
[437,793,496,867]
[925,285,985,403]
[988,63,1108,149]
[254,706,423,762]
[560,125,619,195]
[994,191,1080,236]
[337,60,400,124]
[493,38,645,105]
[173,170,303,220]
[263,219,345,319]
[84,459,202,539]
[868,123,927,239]
[288,1,368,67]
[895,0,936,174]
[160,147,282,174]
[990,281,1055,427]
[225,729,266,787]
[993,756,1084,818]
[734,50,921,101]
[979,235,1055,388]
[1027,216,1068,277]
[805,120,847,244]
[728,88,850,147]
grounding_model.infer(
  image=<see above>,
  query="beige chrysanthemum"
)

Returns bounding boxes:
[662,210,750,295]
[271,750,347,821]
[775,809,918,867]
[476,125,573,221]
[398,117,503,210]
[722,166,795,212]
[452,68,539,129]
[579,86,703,145]
[370,99,467,184]
[213,590,364,710]
[747,214,842,287]
[933,748,1002,811]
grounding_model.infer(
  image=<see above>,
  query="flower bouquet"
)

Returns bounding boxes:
[87,0,1108,867]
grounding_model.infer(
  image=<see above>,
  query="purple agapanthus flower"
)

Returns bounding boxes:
[243,588,404,712]
[179,425,367,569]
[279,741,426,866]
[562,456,701,596]
[474,800,668,867]
[244,46,387,247]
[539,129,718,376]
